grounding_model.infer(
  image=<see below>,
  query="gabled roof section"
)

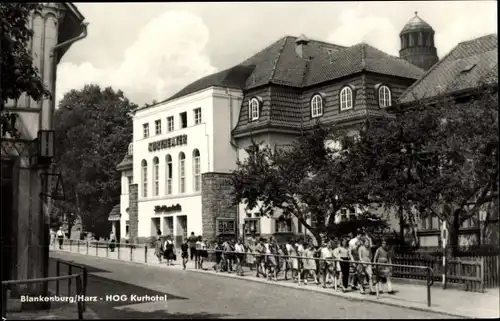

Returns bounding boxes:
[399,34,498,103]
[161,35,425,105]
[163,65,255,104]
[116,153,133,171]
[305,43,424,86]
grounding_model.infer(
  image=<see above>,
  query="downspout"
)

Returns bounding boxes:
[49,22,89,129]
[226,88,241,238]
[41,21,88,298]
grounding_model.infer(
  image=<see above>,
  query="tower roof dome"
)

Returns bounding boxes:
[400,12,434,35]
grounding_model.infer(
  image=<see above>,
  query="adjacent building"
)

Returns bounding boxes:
[398,33,498,248]
[115,13,439,245]
[1,3,87,295]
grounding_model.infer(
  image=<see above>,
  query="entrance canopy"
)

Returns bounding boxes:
[108,204,121,221]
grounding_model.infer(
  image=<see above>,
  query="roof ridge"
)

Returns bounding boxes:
[400,40,458,102]
[361,43,367,69]
[288,35,346,49]
[268,37,288,83]
[458,33,498,45]
[401,33,498,102]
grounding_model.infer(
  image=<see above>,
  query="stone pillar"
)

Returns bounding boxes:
[128,184,138,243]
[201,172,237,240]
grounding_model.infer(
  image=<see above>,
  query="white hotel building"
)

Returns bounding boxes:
[113,22,431,244]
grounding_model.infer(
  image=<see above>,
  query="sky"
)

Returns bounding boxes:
[57,1,498,106]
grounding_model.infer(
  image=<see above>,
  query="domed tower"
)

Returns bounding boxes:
[399,12,439,71]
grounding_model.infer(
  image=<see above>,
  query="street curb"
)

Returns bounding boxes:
[184,267,470,319]
[50,250,477,319]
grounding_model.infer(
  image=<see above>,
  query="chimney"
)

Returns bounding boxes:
[295,34,310,59]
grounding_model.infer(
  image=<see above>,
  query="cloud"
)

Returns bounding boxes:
[56,10,217,106]
[326,8,400,56]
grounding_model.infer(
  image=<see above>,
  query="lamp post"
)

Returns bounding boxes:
[34,129,57,301]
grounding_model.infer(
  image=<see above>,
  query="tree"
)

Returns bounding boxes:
[231,124,379,244]
[53,85,136,238]
[1,4,50,136]
[352,85,499,255]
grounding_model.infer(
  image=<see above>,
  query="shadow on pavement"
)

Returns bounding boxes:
[49,257,110,274]
[84,274,232,319]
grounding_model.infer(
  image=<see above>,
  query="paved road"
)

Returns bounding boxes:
[49,252,452,319]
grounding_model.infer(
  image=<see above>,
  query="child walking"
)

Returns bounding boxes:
[181,239,189,270]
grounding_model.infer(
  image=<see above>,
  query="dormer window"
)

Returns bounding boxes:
[340,86,354,111]
[375,83,392,108]
[311,94,324,118]
[378,85,392,108]
[249,97,260,121]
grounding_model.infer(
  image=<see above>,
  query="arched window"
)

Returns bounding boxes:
[165,154,173,195]
[310,94,324,118]
[179,152,186,193]
[340,87,353,111]
[193,149,201,192]
[249,98,260,121]
[127,143,133,156]
[141,160,148,198]
[153,157,159,196]
[378,85,392,108]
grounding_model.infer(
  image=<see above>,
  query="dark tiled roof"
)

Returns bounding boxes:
[305,43,424,86]
[116,154,132,171]
[164,65,255,103]
[159,35,422,106]
[108,204,121,221]
[399,34,498,103]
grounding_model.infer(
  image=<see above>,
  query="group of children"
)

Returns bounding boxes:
[208,233,395,295]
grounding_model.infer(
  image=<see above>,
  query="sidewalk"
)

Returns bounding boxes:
[50,247,499,319]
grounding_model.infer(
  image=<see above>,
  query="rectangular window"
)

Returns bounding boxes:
[155,119,162,135]
[194,108,202,125]
[244,218,261,235]
[217,219,236,235]
[275,218,293,233]
[180,112,188,129]
[166,161,173,195]
[167,116,174,132]
[142,123,149,138]
[179,159,185,193]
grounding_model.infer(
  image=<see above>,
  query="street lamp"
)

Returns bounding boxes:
[37,130,55,165]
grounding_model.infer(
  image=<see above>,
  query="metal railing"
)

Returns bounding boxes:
[204,249,434,307]
[51,240,434,307]
[2,274,85,320]
[55,259,88,311]
[53,239,148,263]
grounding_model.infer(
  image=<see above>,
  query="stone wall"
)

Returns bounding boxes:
[128,184,138,243]
[201,172,237,240]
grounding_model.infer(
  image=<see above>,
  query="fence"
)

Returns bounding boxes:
[54,259,88,311]
[53,239,152,263]
[51,241,434,307]
[393,253,500,292]
[2,274,85,320]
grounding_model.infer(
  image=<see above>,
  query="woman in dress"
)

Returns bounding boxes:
[286,238,299,282]
[374,239,394,294]
[254,238,265,278]
[154,229,163,264]
[246,235,256,271]
[163,235,175,266]
[300,243,318,286]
